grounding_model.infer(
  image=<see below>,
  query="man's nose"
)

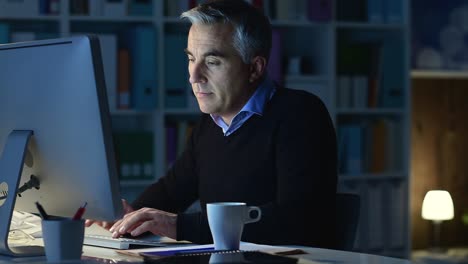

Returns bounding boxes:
[189,62,207,84]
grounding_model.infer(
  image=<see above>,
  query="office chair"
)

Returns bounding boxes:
[335,193,360,251]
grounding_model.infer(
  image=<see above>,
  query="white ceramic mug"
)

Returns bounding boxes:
[41,218,85,262]
[207,202,261,250]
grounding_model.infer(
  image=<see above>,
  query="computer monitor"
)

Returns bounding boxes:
[0,36,123,256]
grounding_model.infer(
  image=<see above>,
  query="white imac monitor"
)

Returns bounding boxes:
[0,36,123,256]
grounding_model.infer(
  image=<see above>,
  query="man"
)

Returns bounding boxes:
[87,0,337,248]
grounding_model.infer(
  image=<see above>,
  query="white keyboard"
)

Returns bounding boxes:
[84,234,169,250]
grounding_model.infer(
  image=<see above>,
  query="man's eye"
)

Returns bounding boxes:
[187,57,195,62]
[206,60,220,66]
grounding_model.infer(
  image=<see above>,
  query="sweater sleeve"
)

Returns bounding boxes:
[242,92,338,248]
[131,118,203,236]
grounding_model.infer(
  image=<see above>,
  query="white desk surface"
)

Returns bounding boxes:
[0,243,412,264]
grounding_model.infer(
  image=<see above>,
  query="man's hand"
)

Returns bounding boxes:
[109,208,177,240]
[84,199,134,230]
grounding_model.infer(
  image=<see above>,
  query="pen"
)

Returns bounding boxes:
[72,202,87,220]
[35,201,49,220]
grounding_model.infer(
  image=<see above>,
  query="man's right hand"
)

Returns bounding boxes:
[84,199,134,230]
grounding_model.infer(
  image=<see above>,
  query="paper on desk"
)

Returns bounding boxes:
[116,241,306,257]
[11,210,42,238]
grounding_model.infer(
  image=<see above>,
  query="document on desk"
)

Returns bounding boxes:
[116,242,306,258]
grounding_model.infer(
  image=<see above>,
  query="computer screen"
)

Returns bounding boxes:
[0,36,123,221]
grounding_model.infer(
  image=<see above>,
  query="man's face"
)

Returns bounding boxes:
[186,23,252,123]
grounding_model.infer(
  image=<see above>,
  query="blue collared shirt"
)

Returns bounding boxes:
[210,77,276,136]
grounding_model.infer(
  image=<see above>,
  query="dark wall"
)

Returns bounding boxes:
[411,78,468,249]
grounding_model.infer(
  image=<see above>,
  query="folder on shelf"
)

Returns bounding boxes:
[308,0,332,22]
[125,26,158,110]
[118,49,131,109]
[0,23,10,44]
[367,0,384,23]
[113,132,154,180]
[164,33,189,108]
[1,0,39,16]
[268,29,283,84]
[103,0,127,17]
[128,0,152,16]
[379,39,404,107]
[340,125,364,174]
[97,34,118,112]
[384,0,403,23]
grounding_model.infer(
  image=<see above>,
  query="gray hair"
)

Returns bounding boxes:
[180,0,272,64]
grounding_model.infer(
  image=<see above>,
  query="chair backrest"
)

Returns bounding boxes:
[335,193,361,251]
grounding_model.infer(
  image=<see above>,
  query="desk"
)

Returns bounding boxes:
[413,248,468,264]
[0,243,411,264]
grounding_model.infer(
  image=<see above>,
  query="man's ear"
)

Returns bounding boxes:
[249,56,267,83]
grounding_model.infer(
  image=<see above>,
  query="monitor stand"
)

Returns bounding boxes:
[0,130,44,257]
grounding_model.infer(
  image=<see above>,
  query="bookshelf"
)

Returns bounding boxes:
[0,0,410,259]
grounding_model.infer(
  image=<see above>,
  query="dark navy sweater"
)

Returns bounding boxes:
[132,88,338,248]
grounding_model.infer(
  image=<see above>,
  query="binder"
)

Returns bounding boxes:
[125,26,158,110]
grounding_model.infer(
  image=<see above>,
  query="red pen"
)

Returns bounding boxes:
[72,202,88,220]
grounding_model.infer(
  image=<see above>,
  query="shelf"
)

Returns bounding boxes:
[285,75,329,83]
[70,15,154,23]
[339,173,407,181]
[164,108,200,115]
[120,180,154,187]
[0,15,60,21]
[110,110,154,116]
[411,70,468,79]
[335,22,404,30]
[336,108,405,115]
[163,17,189,24]
[271,20,330,28]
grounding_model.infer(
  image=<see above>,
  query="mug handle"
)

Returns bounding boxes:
[245,206,261,224]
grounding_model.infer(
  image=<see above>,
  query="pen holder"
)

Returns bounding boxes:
[41,218,85,262]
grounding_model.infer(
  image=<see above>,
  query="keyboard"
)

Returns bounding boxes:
[84,234,171,250]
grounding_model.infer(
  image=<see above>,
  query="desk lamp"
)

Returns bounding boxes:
[421,190,454,252]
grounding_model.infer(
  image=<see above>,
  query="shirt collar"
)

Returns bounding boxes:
[210,75,276,122]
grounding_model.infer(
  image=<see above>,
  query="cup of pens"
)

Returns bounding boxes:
[36,201,87,262]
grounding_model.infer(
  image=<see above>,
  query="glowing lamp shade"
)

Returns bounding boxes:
[422,190,454,222]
